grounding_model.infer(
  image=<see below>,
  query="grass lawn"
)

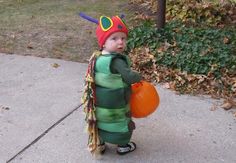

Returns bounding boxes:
[0,0,132,62]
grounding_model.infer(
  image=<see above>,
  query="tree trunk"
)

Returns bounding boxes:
[156,0,166,28]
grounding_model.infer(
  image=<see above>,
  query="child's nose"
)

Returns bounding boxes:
[118,38,124,44]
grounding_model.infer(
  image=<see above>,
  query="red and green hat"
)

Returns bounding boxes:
[79,13,128,48]
[96,16,128,48]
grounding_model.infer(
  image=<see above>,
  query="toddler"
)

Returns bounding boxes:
[80,13,141,156]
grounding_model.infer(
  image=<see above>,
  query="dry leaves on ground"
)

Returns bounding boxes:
[129,47,236,110]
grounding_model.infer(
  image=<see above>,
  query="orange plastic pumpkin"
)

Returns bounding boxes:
[130,81,160,118]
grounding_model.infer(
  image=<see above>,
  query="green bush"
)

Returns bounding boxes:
[127,21,236,78]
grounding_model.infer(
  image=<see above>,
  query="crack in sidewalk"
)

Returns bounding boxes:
[6,104,82,163]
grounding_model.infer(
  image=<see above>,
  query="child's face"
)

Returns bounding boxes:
[103,32,127,54]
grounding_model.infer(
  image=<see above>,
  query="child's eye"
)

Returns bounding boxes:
[122,37,126,40]
[112,37,117,40]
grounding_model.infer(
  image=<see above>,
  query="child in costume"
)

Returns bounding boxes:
[80,13,141,156]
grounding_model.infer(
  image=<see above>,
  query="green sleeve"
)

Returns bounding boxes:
[111,58,142,85]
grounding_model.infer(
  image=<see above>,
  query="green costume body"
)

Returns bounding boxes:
[95,53,141,145]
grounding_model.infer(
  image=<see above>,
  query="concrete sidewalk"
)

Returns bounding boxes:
[0,53,235,163]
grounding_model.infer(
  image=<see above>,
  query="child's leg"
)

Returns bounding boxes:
[117,142,136,155]
[98,137,106,154]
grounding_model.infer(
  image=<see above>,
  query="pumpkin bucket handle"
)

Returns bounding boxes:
[131,81,143,93]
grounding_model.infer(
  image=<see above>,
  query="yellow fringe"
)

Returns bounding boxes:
[81,51,102,156]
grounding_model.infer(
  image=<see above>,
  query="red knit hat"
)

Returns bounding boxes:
[96,16,128,48]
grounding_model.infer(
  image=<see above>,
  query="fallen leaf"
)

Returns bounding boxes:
[221,102,232,110]
[210,104,218,111]
[223,37,230,44]
[234,112,236,117]
[27,43,33,49]
[232,81,236,92]
[52,63,60,68]
[157,46,165,53]
[163,82,171,89]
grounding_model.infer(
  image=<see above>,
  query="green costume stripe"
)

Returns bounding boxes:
[95,53,128,74]
[95,72,127,89]
[95,86,129,108]
[97,119,130,132]
[95,55,113,74]
[95,106,129,123]
[99,129,132,145]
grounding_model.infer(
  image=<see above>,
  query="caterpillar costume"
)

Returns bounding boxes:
[80,13,141,155]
